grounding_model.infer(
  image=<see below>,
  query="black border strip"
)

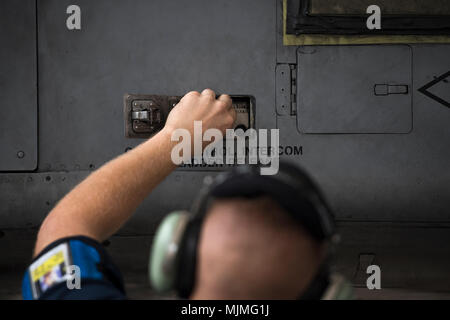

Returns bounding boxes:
[286,0,450,35]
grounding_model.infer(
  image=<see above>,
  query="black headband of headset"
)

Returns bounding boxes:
[191,161,336,242]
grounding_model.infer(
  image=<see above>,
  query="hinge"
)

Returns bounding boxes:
[290,65,297,116]
[276,63,297,116]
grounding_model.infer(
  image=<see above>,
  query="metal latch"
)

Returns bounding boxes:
[131,109,161,123]
[131,110,150,121]
[129,99,164,135]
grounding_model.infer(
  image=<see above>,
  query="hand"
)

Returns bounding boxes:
[164,89,236,141]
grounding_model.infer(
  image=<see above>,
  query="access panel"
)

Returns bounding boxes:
[297,45,412,134]
[0,0,37,171]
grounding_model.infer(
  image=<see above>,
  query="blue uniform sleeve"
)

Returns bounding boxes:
[22,236,126,300]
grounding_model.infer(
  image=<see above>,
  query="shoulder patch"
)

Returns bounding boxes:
[28,242,72,299]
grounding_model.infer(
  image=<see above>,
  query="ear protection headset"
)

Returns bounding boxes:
[149,161,341,299]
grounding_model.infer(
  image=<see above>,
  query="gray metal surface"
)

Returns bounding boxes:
[37,0,276,173]
[297,45,412,134]
[277,43,450,222]
[0,0,276,231]
[0,0,450,294]
[0,0,37,171]
[0,0,447,226]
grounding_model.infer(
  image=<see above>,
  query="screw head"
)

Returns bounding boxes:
[17,151,25,158]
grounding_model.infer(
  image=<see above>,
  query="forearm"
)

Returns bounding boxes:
[34,128,177,256]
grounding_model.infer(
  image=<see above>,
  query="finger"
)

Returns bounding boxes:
[218,94,232,109]
[230,105,237,122]
[186,90,200,97]
[201,88,216,101]
[181,91,200,102]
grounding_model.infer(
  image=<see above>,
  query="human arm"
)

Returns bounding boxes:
[34,89,235,256]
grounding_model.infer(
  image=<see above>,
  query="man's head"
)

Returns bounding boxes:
[149,162,336,299]
[191,196,327,299]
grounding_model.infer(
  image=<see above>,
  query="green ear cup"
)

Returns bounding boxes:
[321,273,354,300]
[149,211,190,293]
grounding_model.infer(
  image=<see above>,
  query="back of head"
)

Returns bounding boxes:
[149,161,340,299]
[191,196,327,299]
